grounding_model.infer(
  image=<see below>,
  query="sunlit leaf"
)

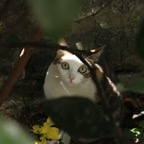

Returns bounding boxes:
[42,97,115,140]
[136,23,144,60]
[131,128,141,135]
[30,0,83,39]
[0,117,33,144]
[126,78,144,93]
[123,129,144,142]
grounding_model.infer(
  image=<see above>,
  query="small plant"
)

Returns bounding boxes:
[123,120,144,143]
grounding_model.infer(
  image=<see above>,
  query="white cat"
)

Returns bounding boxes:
[43,49,103,144]
[44,49,102,102]
[43,48,123,144]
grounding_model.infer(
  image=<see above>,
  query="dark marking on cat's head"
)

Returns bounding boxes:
[83,72,91,78]
[85,47,104,62]
[53,50,63,64]
[75,46,104,63]
[53,57,62,65]
[53,49,72,64]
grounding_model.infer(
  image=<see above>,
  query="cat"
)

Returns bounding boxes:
[43,48,124,143]
[44,48,103,102]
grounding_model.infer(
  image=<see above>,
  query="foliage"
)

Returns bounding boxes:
[29,0,83,40]
[123,121,144,143]
[0,117,33,144]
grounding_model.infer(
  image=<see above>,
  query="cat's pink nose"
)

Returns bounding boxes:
[69,75,75,81]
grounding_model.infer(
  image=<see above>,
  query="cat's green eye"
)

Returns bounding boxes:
[61,62,69,70]
[78,65,88,74]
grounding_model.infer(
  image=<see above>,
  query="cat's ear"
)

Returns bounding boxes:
[86,47,104,62]
[54,49,66,64]
[57,38,69,47]
[55,38,69,59]
[55,49,70,59]
[56,49,65,58]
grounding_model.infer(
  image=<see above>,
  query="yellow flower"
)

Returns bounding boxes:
[33,125,41,134]
[41,122,50,134]
[45,127,59,140]
[41,120,59,140]
[40,136,47,144]
[34,141,43,144]
[34,137,47,144]
[47,117,52,124]
[32,117,60,141]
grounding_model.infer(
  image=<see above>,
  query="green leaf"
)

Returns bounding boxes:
[30,0,83,39]
[42,97,115,140]
[126,78,144,93]
[136,23,144,60]
[0,117,33,144]
[130,128,141,135]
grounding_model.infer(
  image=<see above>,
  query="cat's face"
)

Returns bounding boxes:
[56,52,90,86]
[54,49,102,86]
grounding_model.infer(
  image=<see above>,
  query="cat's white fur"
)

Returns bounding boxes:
[44,50,98,102]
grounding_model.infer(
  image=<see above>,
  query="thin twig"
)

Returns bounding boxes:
[76,0,114,23]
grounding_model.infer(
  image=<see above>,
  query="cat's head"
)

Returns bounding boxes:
[53,48,103,86]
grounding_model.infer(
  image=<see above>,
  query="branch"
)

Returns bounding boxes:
[0,28,43,106]
[76,0,113,23]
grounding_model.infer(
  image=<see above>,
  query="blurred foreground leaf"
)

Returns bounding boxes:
[126,78,144,93]
[136,23,144,60]
[42,97,115,140]
[0,117,33,144]
[30,0,83,39]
